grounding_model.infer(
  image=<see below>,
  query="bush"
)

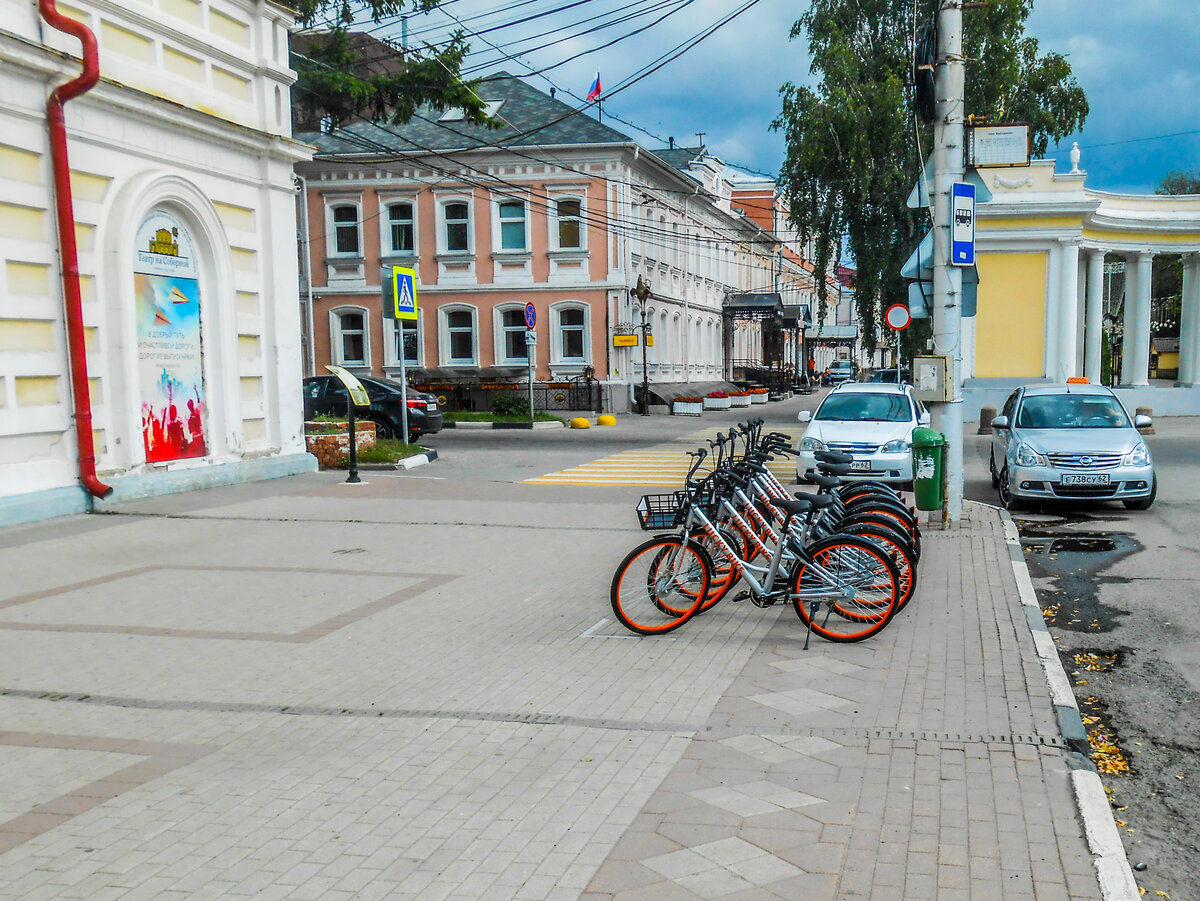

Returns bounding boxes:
[492,393,530,417]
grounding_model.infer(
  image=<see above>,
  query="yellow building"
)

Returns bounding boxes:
[968,157,1200,414]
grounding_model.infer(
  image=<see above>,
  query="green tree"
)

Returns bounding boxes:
[1156,169,1200,196]
[282,0,492,131]
[774,0,1088,351]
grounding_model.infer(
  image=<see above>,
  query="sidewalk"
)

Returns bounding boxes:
[0,469,1132,900]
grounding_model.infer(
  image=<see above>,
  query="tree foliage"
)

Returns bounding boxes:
[774,0,1088,352]
[281,0,493,132]
[1156,169,1200,196]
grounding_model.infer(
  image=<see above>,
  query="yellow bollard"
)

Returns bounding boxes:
[596,414,617,426]
[570,417,592,429]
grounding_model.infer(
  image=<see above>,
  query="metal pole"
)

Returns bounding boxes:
[931,0,965,524]
[399,327,409,444]
[528,338,535,426]
[640,315,649,415]
[346,396,360,483]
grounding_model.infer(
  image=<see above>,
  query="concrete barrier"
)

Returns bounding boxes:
[978,406,997,434]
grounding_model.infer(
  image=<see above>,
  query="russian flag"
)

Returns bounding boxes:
[586,72,601,102]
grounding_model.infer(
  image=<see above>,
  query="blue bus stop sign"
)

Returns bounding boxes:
[951,182,976,267]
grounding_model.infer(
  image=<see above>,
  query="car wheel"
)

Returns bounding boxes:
[372,418,396,440]
[989,450,1000,489]
[1122,475,1157,510]
[998,465,1020,510]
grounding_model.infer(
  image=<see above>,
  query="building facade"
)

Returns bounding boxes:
[295,75,812,411]
[969,158,1200,414]
[0,0,313,524]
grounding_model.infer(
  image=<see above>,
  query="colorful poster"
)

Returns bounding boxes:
[134,212,208,463]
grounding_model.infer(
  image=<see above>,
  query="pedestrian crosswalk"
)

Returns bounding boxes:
[523,428,801,486]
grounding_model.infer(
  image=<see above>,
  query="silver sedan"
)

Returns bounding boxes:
[989,383,1156,510]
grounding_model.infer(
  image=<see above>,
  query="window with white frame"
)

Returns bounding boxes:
[441,200,470,253]
[497,199,527,251]
[553,197,583,250]
[553,304,588,363]
[441,306,477,365]
[388,315,420,366]
[497,306,528,362]
[331,308,368,366]
[330,204,361,256]
[386,201,415,254]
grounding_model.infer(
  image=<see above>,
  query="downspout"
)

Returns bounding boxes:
[39,0,111,500]
[294,174,316,377]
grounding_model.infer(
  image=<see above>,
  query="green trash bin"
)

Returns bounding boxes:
[911,428,945,511]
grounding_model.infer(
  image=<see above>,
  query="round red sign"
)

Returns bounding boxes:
[885,304,911,330]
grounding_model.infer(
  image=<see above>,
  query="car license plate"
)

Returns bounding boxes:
[849,460,870,472]
[1061,473,1110,486]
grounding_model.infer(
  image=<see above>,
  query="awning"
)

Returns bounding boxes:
[781,304,812,328]
[724,292,784,320]
[407,366,527,382]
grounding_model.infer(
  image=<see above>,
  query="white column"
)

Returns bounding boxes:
[1179,253,1200,385]
[1125,251,1153,386]
[1057,239,1080,381]
[1084,249,1105,384]
[1043,241,1061,379]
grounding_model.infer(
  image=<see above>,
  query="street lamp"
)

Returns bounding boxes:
[630,275,653,415]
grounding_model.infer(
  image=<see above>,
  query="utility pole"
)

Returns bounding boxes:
[931,0,965,524]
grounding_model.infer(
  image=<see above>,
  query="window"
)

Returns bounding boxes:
[558,307,586,360]
[499,307,528,361]
[391,317,420,366]
[555,198,582,249]
[442,307,477,364]
[498,200,527,251]
[387,202,414,254]
[331,308,368,366]
[443,201,470,252]
[332,205,360,255]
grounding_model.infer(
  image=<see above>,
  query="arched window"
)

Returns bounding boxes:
[330,306,369,367]
[438,199,471,254]
[494,304,529,365]
[386,201,415,254]
[552,196,584,250]
[327,203,361,257]
[496,198,528,251]
[439,305,478,366]
[551,302,589,366]
[384,311,421,369]
[659,310,669,364]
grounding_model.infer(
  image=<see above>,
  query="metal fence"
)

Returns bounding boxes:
[414,379,600,413]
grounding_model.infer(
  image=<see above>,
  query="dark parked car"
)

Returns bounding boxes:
[867,368,911,384]
[303,375,443,443]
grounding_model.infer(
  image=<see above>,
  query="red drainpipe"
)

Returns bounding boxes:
[39,0,111,499]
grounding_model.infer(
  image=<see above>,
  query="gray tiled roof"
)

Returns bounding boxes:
[297,72,637,155]
[649,147,705,171]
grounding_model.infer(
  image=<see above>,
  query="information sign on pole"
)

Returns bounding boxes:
[885,304,911,331]
[524,302,537,330]
[391,266,418,320]
[950,182,976,267]
[525,326,536,425]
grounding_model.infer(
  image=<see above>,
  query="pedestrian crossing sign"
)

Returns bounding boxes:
[388,266,418,321]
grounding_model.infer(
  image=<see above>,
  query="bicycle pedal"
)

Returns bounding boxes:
[730,591,752,603]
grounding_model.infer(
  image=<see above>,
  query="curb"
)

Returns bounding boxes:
[355,449,439,472]
[442,420,565,430]
[999,509,1140,901]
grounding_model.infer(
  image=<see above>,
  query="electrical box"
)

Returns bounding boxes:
[912,355,952,402]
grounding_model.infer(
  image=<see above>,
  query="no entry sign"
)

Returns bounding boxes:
[885,304,911,330]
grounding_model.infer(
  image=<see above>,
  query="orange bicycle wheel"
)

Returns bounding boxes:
[610,537,711,635]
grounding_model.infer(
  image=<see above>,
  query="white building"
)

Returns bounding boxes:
[0,0,312,524]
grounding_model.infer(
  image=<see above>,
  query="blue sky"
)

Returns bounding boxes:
[353,0,1198,194]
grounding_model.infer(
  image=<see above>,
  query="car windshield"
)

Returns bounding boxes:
[816,393,911,422]
[1015,394,1130,429]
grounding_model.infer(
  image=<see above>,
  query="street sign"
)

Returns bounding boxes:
[392,266,418,320]
[524,302,536,330]
[613,334,638,347]
[325,365,370,407]
[885,304,911,330]
[968,124,1031,168]
[524,329,537,345]
[951,182,976,267]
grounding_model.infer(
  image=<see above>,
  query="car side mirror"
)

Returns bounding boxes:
[1134,413,1153,429]
[991,415,1010,429]
[918,411,930,427]
[797,410,812,423]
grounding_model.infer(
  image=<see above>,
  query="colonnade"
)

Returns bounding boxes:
[1055,246,1200,386]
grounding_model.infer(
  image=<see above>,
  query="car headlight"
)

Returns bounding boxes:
[1014,442,1044,467]
[1125,442,1151,466]
[800,436,826,452]
[881,438,911,455]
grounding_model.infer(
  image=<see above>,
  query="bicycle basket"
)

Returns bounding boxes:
[636,493,684,530]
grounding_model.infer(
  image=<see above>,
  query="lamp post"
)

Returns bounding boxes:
[630,275,653,415]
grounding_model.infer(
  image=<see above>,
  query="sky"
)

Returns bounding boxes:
[348,0,1199,194]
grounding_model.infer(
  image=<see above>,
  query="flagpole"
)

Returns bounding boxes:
[597,98,601,123]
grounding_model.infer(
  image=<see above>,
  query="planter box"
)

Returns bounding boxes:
[304,421,376,469]
[703,396,731,411]
[729,395,751,408]
[749,393,769,404]
[672,401,703,417]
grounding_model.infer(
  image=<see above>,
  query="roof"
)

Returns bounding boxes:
[724,293,783,318]
[650,147,705,172]
[298,72,635,155]
[810,325,858,339]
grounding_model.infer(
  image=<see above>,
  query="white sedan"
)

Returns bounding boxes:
[796,382,930,486]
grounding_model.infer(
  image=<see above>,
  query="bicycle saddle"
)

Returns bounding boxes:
[815,450,853,465]
[771,494,834,516]
[810,473,841,490]
[817,462,853,476]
